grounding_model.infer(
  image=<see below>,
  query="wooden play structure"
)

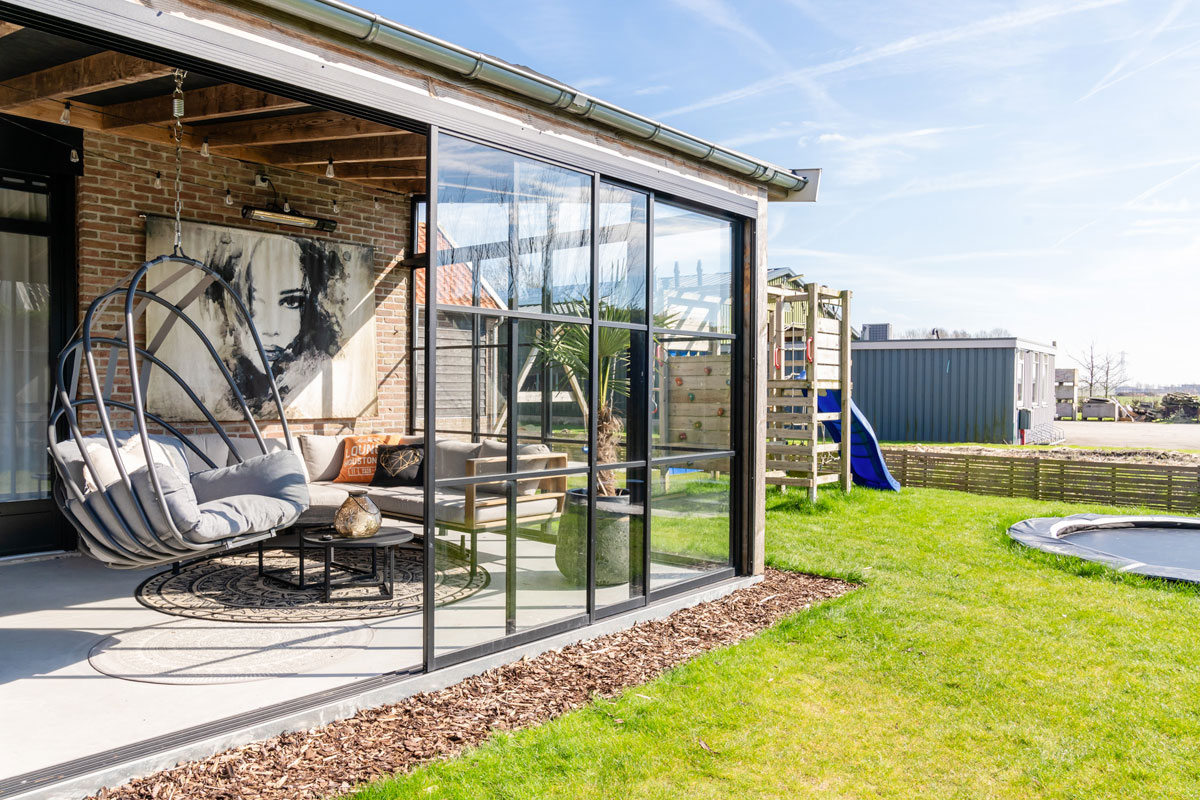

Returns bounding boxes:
[766,282,853,500]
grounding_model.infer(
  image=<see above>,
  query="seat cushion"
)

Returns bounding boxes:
[295,481,351,525]
[183,432,235,474]
[366,485,559,526]
[189,494,309,543]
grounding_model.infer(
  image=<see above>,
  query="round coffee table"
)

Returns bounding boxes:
[259,521,417,603]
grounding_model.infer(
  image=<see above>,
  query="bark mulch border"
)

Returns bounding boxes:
[90,568,854,800]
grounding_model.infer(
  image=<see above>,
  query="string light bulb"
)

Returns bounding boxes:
[154,171,162,189]
[201,137,210,158]
[59,102,71,125]
[224,188,234,206]
[283,197,291,213]
[325,158,335,178]
[374,197,380,211]
[332,198,340,214]
[69,148,79,164]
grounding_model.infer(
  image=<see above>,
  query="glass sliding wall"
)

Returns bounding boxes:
[424,132,742,667]
[649,201,736,593]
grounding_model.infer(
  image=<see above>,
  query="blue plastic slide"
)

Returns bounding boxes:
[814,390,901,492]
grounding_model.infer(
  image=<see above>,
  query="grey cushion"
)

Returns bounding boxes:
[298,434,346,482]
[435,439,481,480]
[296,481,352,525]
[474,439,552,495]
[129,463,202,534]
[183,433,234,473]
[192,450,309,506]
[225,436,310,481]
[189,494,306,543]
[52,433,190,493]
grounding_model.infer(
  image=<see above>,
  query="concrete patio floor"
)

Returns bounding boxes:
[0,534,707,782]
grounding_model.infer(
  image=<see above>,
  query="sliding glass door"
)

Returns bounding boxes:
[0,170,74,556]
[423,130,740,668]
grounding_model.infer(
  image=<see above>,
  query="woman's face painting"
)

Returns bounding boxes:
[243,237,306,365]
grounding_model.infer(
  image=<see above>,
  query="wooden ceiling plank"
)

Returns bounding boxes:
[203,111,409,149]
[0,52,174,111]
[0,22,23,38]
[101,84,307,129]
[265,135,426,166]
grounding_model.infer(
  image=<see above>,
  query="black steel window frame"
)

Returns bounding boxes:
[423,130,751,672]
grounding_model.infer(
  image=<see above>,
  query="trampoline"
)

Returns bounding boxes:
[1008,514,1200,583]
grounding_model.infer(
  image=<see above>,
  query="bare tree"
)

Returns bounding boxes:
[1099,351,1128,397]
[1072,343,1127,398]
[1072,342,1102,398]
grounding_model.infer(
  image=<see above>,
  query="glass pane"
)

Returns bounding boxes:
[518,319,589,465]
[653,202,733,334]
[0,187,49,222]
[593,466,647,608]
[597,326,647,465]
[416,311,509,435]
[598,183,647,324]
[650,458,731,590]
[0,231,51,501]
[434,476,587,657]
[652,335,732,459]
[436,135,591,315]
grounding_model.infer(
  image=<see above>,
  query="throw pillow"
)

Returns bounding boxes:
[371,444,425,487]
[333,434,405,483]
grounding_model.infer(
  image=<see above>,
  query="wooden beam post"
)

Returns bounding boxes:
[806,282,820,503]
[839,289,853,493]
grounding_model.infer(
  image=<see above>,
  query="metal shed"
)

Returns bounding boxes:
[851,337,1057,444]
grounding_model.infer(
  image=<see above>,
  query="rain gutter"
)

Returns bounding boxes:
[243,0,818,200]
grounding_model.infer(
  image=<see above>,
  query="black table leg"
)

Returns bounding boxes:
[324,544,332,603]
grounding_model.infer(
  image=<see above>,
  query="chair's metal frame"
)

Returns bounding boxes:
[47,254,299,568]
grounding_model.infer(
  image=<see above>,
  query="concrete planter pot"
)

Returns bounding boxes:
[555,487,640,586]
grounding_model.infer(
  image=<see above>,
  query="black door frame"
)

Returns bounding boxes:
[0,116,80,557]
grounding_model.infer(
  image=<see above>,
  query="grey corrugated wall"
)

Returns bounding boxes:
[851,346,1017,443]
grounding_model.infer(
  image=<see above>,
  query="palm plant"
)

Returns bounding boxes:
[535,298,673,496]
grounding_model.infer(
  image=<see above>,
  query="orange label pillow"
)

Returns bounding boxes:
[334,435,405,483]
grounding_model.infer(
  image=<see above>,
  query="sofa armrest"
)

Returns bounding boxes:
[462,452,570,527]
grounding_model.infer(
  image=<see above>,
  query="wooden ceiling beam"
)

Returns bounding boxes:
[203,111,407,149]
[101,84,307,129]
[342,177,426,194]
[264,135,426,166]
[0,22,23,38]
[0,52,174,111]
[329,162,426,180]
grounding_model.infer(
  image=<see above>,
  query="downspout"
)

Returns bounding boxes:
[243,0,811,197]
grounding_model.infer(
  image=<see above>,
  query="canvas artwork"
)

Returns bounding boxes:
[145,217,377,420]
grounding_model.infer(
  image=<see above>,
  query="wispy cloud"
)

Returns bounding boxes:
[572,75,612,90]
[667,0,781,59]
[1078,0,1193,101]
[819,125,984,152]
[633,84,671,96]
[657,0,1128,117]
[1054,159,1200,245]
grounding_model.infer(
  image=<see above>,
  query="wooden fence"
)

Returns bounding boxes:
[882,448,1200,512]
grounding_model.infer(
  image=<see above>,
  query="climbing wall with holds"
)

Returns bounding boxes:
[660,350,731,452]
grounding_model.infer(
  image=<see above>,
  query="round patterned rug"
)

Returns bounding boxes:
[136,546,488,623]
[89,620,374,685]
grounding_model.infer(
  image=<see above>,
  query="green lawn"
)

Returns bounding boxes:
[351,487,1200,799]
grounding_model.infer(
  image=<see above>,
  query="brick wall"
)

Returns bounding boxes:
[75,130,414,439]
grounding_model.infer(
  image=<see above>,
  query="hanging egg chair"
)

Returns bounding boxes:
[47,253,310,568]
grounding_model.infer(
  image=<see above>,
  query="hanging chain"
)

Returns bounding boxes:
[171,69,188,256]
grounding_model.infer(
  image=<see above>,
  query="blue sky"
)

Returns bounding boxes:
[384,0,1198,384]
